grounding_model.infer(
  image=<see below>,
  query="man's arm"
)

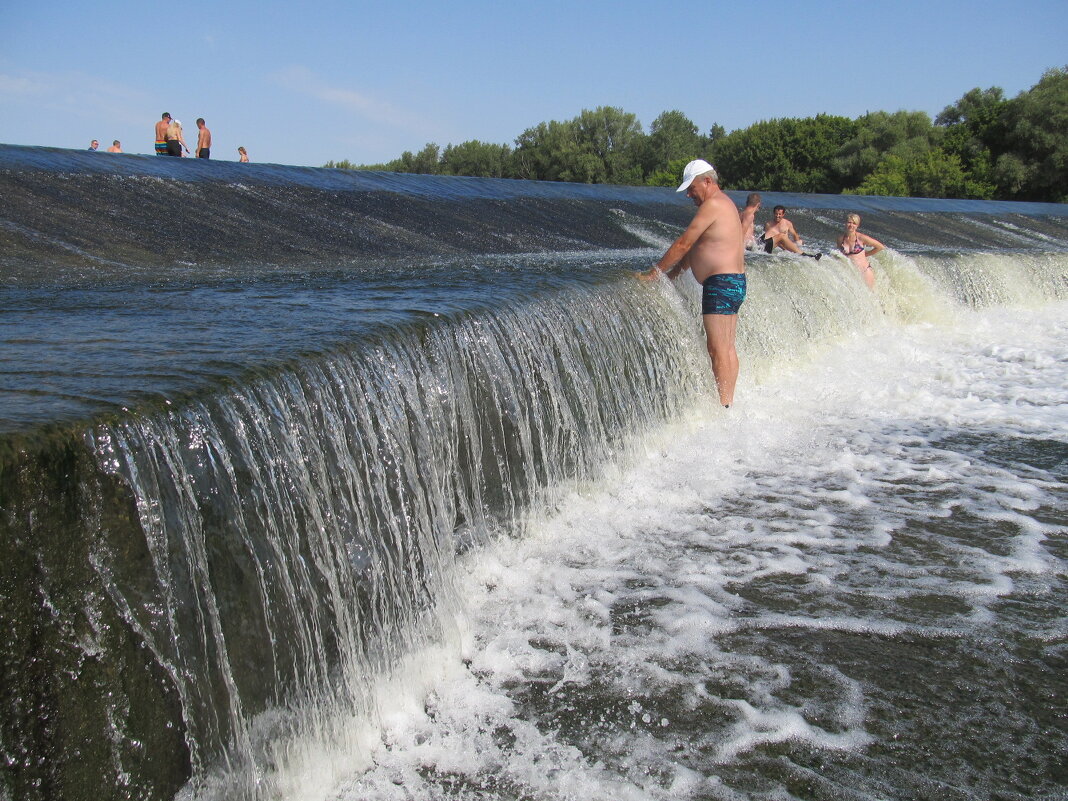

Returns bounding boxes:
[662,251,693,279]
[858,233,884,256]
[788,221,803,245]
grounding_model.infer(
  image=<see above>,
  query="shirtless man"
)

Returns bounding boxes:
[155,113,171,156]
[643,159,746,407]
[761,205,821,259]
[739,192,761,251]
[106,140,122,153]
[195,118,211,159]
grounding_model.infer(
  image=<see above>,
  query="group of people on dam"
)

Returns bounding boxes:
[645,158,885,409]
[86,112,250,161]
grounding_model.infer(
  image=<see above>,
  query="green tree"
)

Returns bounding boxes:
[323,159,359,170]
[440,140,512,178]
[991,152,1030,198]
[511,107,646,184]
[711,114,856,192]
[511,119,584,181]
[849,154,910,197]
[936,86,1008,197]
[996,66,1068,201]
[851,148,991,198]
[574,106,646,184]
[322,70,1068,199]
[832,110,940,190]
[640,110,705,179]
[384,143,442,174]
[646,156,692,188]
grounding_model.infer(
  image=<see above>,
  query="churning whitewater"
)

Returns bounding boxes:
[335,299,1067,801]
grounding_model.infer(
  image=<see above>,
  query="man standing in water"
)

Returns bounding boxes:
[739,192,762,251]
[643,159,746,407]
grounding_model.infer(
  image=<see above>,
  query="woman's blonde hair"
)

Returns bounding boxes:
[846,213,862,225]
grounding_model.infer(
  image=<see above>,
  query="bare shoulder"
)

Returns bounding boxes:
[711,191,740,218]
[709,193,742,235]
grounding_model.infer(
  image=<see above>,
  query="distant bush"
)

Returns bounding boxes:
[324,66,1068,201]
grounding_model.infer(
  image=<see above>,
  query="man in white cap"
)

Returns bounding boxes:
[643,159,746,407]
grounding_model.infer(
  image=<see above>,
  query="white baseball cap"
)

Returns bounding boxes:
[676,159,718,192]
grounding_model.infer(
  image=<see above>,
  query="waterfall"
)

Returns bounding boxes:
[2,279,714,800]
[2,142,1066,801]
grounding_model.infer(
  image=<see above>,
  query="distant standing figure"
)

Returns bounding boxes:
[761,205,821,260]
[195,118,211,159]
[107,140,122,153]
[155,113,172,155]
[237,146,249,163]
[87,140,99,151]
[166,118,189,157]
[837,213,885,289]
[739,192,762,251]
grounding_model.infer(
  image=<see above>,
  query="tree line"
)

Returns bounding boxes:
[325,66,1068,203]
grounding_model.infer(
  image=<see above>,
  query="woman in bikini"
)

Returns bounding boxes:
[837,213,884,289]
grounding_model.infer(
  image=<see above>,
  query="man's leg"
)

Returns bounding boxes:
[775,234,802,254]
[703,313,739,407]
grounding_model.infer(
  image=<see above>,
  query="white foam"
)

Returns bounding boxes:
[311,298,1068,799]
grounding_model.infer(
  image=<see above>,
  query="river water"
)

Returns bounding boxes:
[0,145,1065,801]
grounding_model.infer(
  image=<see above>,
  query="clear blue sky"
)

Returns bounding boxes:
[1,0,1065,167]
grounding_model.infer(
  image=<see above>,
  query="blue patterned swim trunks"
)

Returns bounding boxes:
[702,273,747,315]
